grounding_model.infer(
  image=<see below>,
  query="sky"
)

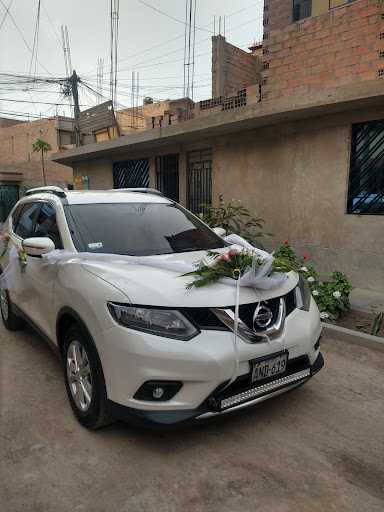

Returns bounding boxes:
[0,0,264,121]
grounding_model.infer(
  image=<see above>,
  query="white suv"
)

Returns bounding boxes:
[0,187,323,429]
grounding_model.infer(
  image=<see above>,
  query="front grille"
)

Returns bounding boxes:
[182,288,296,333]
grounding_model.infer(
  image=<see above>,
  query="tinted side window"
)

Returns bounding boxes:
[33,202,63,249]
[11,205,24,230]
[14,202,40,239]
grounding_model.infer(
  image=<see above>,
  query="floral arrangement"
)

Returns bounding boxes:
[17,247,27,273]
[183,248,295,289]
[0,233,10,260]
[274,240,354,323]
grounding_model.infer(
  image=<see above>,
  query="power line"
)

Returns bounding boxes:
[40,0,63,50]
[136,0,212,34]
[0,0,53,77]
[82,0,262,76]
[0,0,13,30]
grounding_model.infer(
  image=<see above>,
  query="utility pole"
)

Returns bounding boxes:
[68,70,81,146]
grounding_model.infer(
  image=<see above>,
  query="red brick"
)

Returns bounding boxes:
[313,47,328,57]
[373,60,384,70]
[320,54,334,64]
[339,74,357,84]
[319,72,333,80]
[340,31,356,41]
[361,52,378,63]
[306,40,321,50]
[353,46,371,56]
[310,82,323,90]
[350,0,368,10]
[364,6,380,17]
[373,41,384,51]
[359,70,378,80]
[343,56,360,67]
[289,78,302,87]
[336,49,352,60]
[332,25,349,35]
[281,87,294,95]
[347,38,364,48]
[359,25,377,36]
[283,55,297,65]
[314,29,331,40]
[312,64,326,73]
[332,6,349,17]
[351,18,367,30]
[364,34,377,45]
[335,67,350,77]
[324,79,339,87]
[269,59,283,69]
[303,75,319,84]
[298,51,311,61]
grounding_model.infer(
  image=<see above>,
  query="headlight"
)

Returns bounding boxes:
[295,274,311,311]
[108,303,200,341]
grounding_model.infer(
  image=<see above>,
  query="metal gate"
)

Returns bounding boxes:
[0,185,19,222]
[188,149,212,214]
[113,158,149,189]
[156,153,179,201]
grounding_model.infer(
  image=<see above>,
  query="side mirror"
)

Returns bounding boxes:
[213,227,226,237]
[22,237,56,256]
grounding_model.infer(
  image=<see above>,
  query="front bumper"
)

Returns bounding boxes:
[108,351,324,426]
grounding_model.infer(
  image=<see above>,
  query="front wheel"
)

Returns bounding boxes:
[63,324,113,429]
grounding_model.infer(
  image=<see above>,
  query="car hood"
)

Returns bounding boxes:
[81,248,299,307]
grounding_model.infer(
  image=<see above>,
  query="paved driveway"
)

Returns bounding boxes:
[1,325,383,512]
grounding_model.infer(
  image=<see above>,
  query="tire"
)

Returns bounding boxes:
[62,324,114,430]
[0,285,26,331]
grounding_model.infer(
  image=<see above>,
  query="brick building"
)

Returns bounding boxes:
[51,0,384,292]
[261,0,383,99]
[0,116,75,222]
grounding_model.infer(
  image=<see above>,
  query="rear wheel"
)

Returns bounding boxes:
[0,283,26,330]
[62,324,114,430]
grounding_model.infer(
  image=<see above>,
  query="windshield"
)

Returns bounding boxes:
[66,202,227,256]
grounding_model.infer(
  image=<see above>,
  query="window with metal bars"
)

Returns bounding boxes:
[347,120,384,215]
[155,153,179,201]
[113,158,149,189]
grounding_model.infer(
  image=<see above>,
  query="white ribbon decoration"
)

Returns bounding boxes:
[1,234,288,389]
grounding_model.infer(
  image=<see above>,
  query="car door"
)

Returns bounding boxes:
[12,201,63,340]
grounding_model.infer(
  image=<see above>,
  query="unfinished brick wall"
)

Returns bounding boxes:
[117,101,170,135]
[261,0,384,99]
[212,35,259,98]
[0,117,73,187]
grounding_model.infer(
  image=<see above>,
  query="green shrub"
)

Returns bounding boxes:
[198,199,272,245]
[274,241,354,323]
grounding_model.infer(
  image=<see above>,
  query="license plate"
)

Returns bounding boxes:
[251,353,288,383]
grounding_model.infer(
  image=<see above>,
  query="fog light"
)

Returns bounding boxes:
[153,387,164,399]
[133,380,183,401]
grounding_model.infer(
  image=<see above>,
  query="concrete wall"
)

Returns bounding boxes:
[262,0,384,99]
[68,106,384,292]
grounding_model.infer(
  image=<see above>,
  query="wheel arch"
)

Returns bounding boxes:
[56,307,101,362]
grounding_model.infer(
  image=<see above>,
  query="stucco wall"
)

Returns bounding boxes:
[212,112,384,291]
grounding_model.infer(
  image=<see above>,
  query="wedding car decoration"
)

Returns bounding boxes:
[183,247,296,289]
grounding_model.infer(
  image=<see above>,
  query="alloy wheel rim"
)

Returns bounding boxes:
[66,340,92,412]
[0,289,9,321]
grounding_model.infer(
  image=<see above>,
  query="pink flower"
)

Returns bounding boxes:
[284,239,290,244]
[303,254,309,259]
[17,247,23,253]
[222,253,230,262]
[228,249,237,256]
[1,234,10,243]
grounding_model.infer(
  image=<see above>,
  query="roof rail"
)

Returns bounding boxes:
[107,188,163,196]
[25,186,67,198]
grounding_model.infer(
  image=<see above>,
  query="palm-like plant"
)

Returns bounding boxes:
[32,139,52,186]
